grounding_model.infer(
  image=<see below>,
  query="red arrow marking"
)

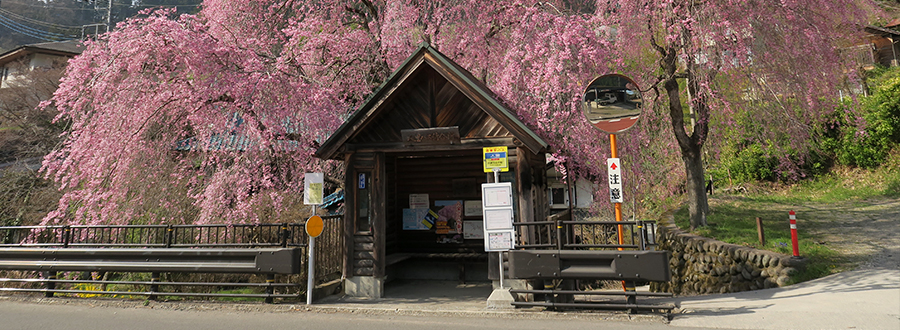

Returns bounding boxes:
[610,163,618,170]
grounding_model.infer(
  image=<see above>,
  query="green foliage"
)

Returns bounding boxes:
[0,170,60,227]
[674,156,899,283]
[714,68,900,183]
[713,143,779,182]
[711,139,829,184]
[821,69,900,168]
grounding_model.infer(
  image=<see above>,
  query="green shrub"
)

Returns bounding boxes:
[820,75,900,168]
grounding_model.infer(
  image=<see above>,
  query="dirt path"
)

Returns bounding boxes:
[799,198,900,271]
[708,195,900,271]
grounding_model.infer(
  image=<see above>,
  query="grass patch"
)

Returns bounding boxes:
[674,205,848,283]
[674,160,899,283]
[212,288,266,302]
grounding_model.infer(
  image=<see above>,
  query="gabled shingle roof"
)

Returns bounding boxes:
[314,43,548,160]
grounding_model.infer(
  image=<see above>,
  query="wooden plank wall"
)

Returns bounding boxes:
[391,149,489,254]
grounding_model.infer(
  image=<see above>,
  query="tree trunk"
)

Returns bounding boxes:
[663,71,709,229]
[682,143,709,230]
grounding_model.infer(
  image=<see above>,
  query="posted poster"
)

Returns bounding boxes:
[484,209,513,231]
[463,221,484,239]
[464,200,482,217]
[421,209,439,229]
[409,194,429,209]
[402,208,429,230]
[435,200,463,234]
[483,185,512,207]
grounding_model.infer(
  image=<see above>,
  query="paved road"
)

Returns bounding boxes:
[0,298,706,330]
[1,267,897,330]
[666,268,900,330]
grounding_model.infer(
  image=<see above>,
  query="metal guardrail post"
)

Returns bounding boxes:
[165,225,173,248]
[62,226,71,248]
[265,274,275,304]
[44,271,56,297]
[638,222,646,250]
[280,223,289,248]
[555,219,563,250]
[149,272,160,301]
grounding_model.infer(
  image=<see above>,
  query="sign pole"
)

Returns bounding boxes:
[610,134,625,246]
[303,173,324,305]
[609,134,636,299]
[493,167,504,289]
[307,206,316,305]
[481,158,516,309]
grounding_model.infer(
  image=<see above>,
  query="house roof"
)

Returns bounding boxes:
[864,25,900,37]
[314,43,548,160]
[0,40,83,67]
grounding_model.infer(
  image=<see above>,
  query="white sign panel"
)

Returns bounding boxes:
[304,173,324,205]
[486,231,514,251]
[481,182,515,252]
[484,209,513,231]
[463,221,484,239]
[607,158,623,203]
[482,185,512,207]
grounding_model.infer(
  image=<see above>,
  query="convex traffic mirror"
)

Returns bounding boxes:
[582,74,642,134]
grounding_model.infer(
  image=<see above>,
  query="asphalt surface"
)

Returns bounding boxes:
[1,266,897,330]
[665,268,900,329]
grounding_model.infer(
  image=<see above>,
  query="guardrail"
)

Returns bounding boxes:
[510,218,669,311]
[0,216,344,303]
[0,247,303,302]
[513,218,657,250]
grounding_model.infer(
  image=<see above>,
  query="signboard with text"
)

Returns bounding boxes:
[607,158,623,203]
[483,146,509,173]
[304,173,324,205]
[481,182,514,251]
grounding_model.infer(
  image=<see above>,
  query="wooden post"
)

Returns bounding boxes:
[756,217,766,246]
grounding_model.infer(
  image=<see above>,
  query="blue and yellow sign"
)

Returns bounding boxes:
[483,146,509,172]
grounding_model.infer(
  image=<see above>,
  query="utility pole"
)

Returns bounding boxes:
[106,0,112,33]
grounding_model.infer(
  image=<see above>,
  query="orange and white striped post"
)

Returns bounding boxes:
[789,210,800,257]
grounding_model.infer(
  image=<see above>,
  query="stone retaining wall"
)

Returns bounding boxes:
[650,220,807,295]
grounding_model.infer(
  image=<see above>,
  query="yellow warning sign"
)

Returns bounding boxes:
[306,215,324,237]
[483,146,509,173]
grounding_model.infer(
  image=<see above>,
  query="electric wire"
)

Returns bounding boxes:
[0,14,77,38]
[0,0,200,41]
[0,8,85,29]
[0,13,79,40]
[0,18,62,41]
[0,19,74,40]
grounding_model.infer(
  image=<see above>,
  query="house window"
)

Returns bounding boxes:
[356,171,372,233]
[549,184,569,209]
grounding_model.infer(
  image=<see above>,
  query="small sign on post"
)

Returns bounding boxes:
[306,215,324,238]
[304,173,324,205]
[483,146,509,173]
[607,158,623,203]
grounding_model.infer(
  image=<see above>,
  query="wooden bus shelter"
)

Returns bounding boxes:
[315,43,551,298]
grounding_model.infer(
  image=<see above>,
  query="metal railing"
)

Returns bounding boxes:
[510,217,669,312]
[0,215,345,303]
[1,223,310,248]
[514,217,657,251]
